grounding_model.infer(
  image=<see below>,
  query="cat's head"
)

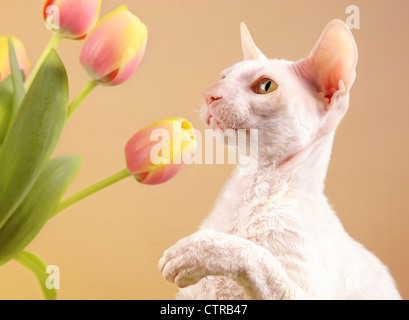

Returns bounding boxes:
[201,20,358,162]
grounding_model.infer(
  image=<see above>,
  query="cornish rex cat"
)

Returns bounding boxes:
[159,20,401,300]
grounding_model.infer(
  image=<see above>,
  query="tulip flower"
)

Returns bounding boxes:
[26,0,101,89]
[0,36,31,83]
[125,117,196,185]
[43,0,101,40]
[80,5,148,86]
[55,117,196,216]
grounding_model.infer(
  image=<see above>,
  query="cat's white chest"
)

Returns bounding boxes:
[203,169,303,243]
[199,168,341,295]
[174,165,400,299]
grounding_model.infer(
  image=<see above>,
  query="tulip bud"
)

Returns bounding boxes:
[125,117,196,185]
[80,5,148,86]
[0,36,31,83]
[43,0,101,40]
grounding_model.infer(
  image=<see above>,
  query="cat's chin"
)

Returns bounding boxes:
[209,117,236,133]
[207,116,248,137]
[208,116,224,130]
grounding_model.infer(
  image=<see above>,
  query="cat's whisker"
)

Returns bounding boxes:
[171,93,202,111]
[189,107,202,115]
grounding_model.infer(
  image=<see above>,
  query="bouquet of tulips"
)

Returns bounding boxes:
[0,0,196,299]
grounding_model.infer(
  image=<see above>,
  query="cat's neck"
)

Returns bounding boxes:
[201,132,335,231]
[241,132,335,196]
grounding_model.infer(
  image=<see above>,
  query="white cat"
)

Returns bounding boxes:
[158,19,401,300]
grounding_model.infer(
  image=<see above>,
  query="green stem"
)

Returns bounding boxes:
[52,168,131,217]
[67,80,98,119]
[25,34,62,90]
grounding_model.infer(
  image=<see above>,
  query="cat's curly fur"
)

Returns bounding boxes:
[158,20,401,299]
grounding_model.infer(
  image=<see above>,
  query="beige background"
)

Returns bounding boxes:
[0,0,408,299]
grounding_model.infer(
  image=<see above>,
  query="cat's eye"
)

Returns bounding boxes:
[255,78,278,94]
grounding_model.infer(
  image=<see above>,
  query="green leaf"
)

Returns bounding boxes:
[0,155,82,266]
[14,251,57,300]
[7,36,25,120]
[0,76,14,145]
[0,49,68,228]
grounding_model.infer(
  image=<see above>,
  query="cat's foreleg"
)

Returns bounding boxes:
[158,229,311,300]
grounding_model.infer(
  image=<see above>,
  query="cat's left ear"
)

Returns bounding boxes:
[298,19,358,104]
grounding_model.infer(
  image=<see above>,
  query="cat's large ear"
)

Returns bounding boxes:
[298,19,358,103]
[240,22,267,60]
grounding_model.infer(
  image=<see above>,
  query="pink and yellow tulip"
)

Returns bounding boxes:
[0,36,31,83]
[43,0,101,40]
[80,5,148,86]
[125,117,196,185]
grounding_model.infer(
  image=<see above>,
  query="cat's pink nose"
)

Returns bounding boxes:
[205,94,222,107]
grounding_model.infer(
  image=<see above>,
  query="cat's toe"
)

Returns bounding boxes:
[174,269,202,288]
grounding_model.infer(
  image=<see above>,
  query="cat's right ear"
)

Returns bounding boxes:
[297,19,358,104]
[240,22,267,60]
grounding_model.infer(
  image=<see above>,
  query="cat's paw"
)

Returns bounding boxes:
[158,230,234,288]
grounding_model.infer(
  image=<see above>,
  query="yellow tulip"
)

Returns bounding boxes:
[0,36,31,83]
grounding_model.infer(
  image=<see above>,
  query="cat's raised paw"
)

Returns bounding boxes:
[158,230,234,288]
[158,232,209,287]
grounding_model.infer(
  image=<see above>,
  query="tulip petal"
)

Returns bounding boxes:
[44,0,101,39]
[59,0,101,39]
[125,120,174,174]
[109,39,147,86]
[125,117,196,185]
[0,36,31,83]
[140,163,184,185]
[80,5,147,85]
